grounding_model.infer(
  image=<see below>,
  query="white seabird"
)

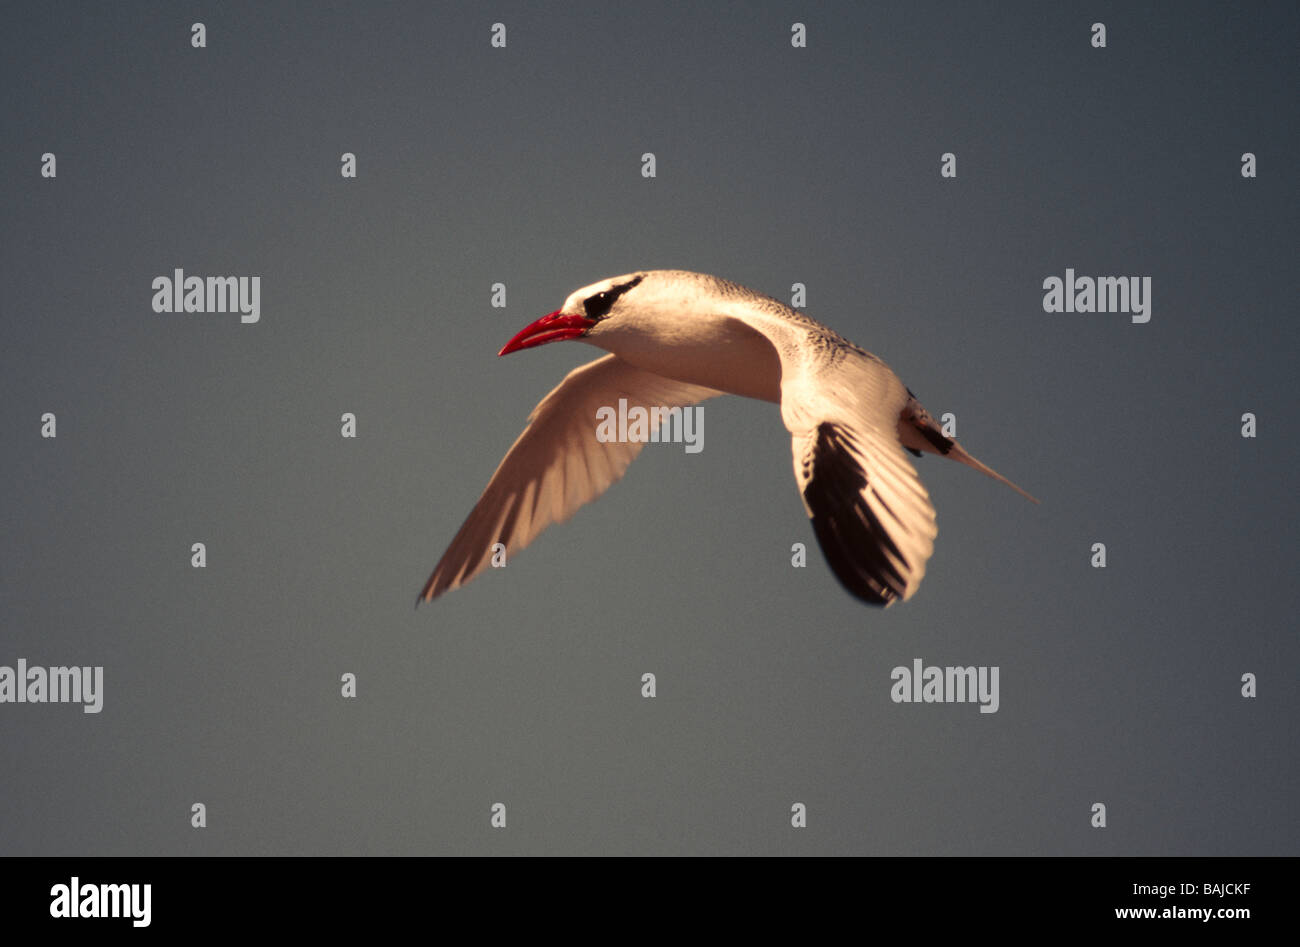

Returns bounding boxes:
[419,270,1036,607]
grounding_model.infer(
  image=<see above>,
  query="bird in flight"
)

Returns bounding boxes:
[418,270,1036,608]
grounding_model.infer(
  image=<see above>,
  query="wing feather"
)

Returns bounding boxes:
[774,335,939,607]
[419,354,721,602]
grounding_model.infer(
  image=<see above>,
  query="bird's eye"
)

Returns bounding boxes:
[584,291,614,320]
[582,275,642,320]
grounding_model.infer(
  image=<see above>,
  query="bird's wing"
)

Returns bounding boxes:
[419,353,722,602]
[770,329,938,606]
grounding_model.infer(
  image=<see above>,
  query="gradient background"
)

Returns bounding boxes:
[1,1,1296,855]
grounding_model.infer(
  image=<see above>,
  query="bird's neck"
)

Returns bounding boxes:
[591,309,783,403]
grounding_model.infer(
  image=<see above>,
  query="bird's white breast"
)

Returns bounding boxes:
[587,310,783,403]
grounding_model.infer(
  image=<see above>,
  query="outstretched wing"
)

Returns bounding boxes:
[419,354,721,602]
[777,337,938,606]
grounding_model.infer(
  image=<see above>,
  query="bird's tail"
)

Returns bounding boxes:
[945,441,1040,504]
[899,392,1039,504]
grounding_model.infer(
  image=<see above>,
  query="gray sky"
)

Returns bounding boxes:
[1,0,1296,855]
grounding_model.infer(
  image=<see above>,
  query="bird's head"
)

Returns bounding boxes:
[497,272,657,356]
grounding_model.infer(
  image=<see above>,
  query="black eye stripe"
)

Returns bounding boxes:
[583,274,643,320]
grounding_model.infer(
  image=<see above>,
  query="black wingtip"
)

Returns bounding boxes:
[811,514,904,607]
[803,423,912,608]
